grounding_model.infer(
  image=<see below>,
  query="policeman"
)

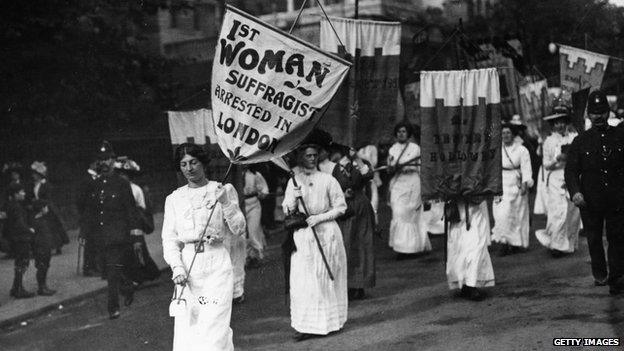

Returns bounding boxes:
[565,90,624,295]
[81,141,142,318]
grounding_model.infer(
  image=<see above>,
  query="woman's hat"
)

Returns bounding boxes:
[299,128,333,149]
[543,105,570,121]
[2,162,23,175]
[502,115,526,133]
[114,156,141,173]
[31,161,47,178]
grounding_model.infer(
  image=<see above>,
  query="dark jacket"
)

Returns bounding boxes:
[565,126,624,212]
[80,173,141,246]
[32,214,55,251]
[5,201,33,243]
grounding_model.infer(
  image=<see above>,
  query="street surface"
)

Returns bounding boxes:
[1,206,624,351]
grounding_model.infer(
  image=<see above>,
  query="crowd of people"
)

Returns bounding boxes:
[3,89,624,349]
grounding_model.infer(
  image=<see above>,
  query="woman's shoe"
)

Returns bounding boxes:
[293,332,316,342]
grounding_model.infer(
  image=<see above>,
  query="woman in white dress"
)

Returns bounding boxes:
[387,122,431,258]
[162,143,246,351]
[283,144,348,341]
[492,124,533,255]
[243,165,269,267]
[535,111,580,257]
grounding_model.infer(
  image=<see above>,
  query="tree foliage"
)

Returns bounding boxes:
[0,0,176,138]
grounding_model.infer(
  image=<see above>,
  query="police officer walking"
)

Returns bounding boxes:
[81,141,143,318]
[565,90,624,295]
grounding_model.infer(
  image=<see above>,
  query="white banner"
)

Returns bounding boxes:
[211,6,351,164]
[167,109,217,145]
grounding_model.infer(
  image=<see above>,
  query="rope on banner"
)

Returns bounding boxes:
[287,0,346,50]
[418,28,460,72]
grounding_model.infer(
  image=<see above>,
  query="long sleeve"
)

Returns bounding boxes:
[282,179,298,213]
[564,137,582,198]
[221,183,246,237]
[161,195,185,278]
[312,177,347,223]
[520,146,534,188]
[255,172,269,195]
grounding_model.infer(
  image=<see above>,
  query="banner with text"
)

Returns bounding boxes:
[420,68,502,200]
[211,6,351,164]
[319,16,401,147]
[559,45,609,93]
[519,79,550,139]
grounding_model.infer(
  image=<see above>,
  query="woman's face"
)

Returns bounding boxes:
[396,127,408,143]
[180,154,206,183]
[301,147,319,170]
[553,120,566,134]
[502,127,513,144]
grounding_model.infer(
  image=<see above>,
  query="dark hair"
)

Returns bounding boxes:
[501,124,519,137]
[394,122,414,138]
[173,143,210,172]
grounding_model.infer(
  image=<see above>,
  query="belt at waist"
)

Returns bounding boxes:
[502,167,520,171]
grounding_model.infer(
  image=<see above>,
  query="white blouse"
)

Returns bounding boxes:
[282,169,347,222]
[502,143,534,188]
[161,182,246,277]
[388,142,420,172]
[542,132,577,171]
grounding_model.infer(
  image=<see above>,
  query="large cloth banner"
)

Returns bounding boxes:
[420,68,502,200]
[559,45,609,93]
[167,109,217,145]
[519,79,550,139]
[319,16,401,146]
[211,6,351,164]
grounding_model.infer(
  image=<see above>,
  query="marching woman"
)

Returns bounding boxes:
[492,123,534,255]
[243,164,269,268]
[162,143,246,351]
[283,143,348,341]
[387,122,431,258]
[535,108,580,257]
[329,144,376,301]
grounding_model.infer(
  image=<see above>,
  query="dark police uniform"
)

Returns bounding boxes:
[565,93,624,291]
[81,172,140,313]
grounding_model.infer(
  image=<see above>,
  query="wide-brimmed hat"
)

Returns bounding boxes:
[2,162,23,175]
[31,161,47,178]
[114,156,141,173]
[299,129,333,149]
[543,105,571,122]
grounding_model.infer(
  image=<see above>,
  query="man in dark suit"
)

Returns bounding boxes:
[6,183,35,298]
[80,141,142,319]
[565,90,624,295]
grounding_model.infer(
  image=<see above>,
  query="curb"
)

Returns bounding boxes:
[0,230,286,330]
[0,267,171,330]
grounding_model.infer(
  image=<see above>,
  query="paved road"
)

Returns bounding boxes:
[2,208,624,351]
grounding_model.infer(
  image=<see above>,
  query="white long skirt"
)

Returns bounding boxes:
[535,169,581,253]
[227,233,246,298]
[389,172,431,253]
[447,201,495,289]
[174,244,234,351]
[245,198,266,260]
[492,170,530,248]
[290,220,348,334]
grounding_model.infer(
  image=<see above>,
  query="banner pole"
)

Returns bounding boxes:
[288,0,309,34]
[290,171,335,281]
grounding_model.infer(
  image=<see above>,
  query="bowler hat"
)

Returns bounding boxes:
[587,90,610,114]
